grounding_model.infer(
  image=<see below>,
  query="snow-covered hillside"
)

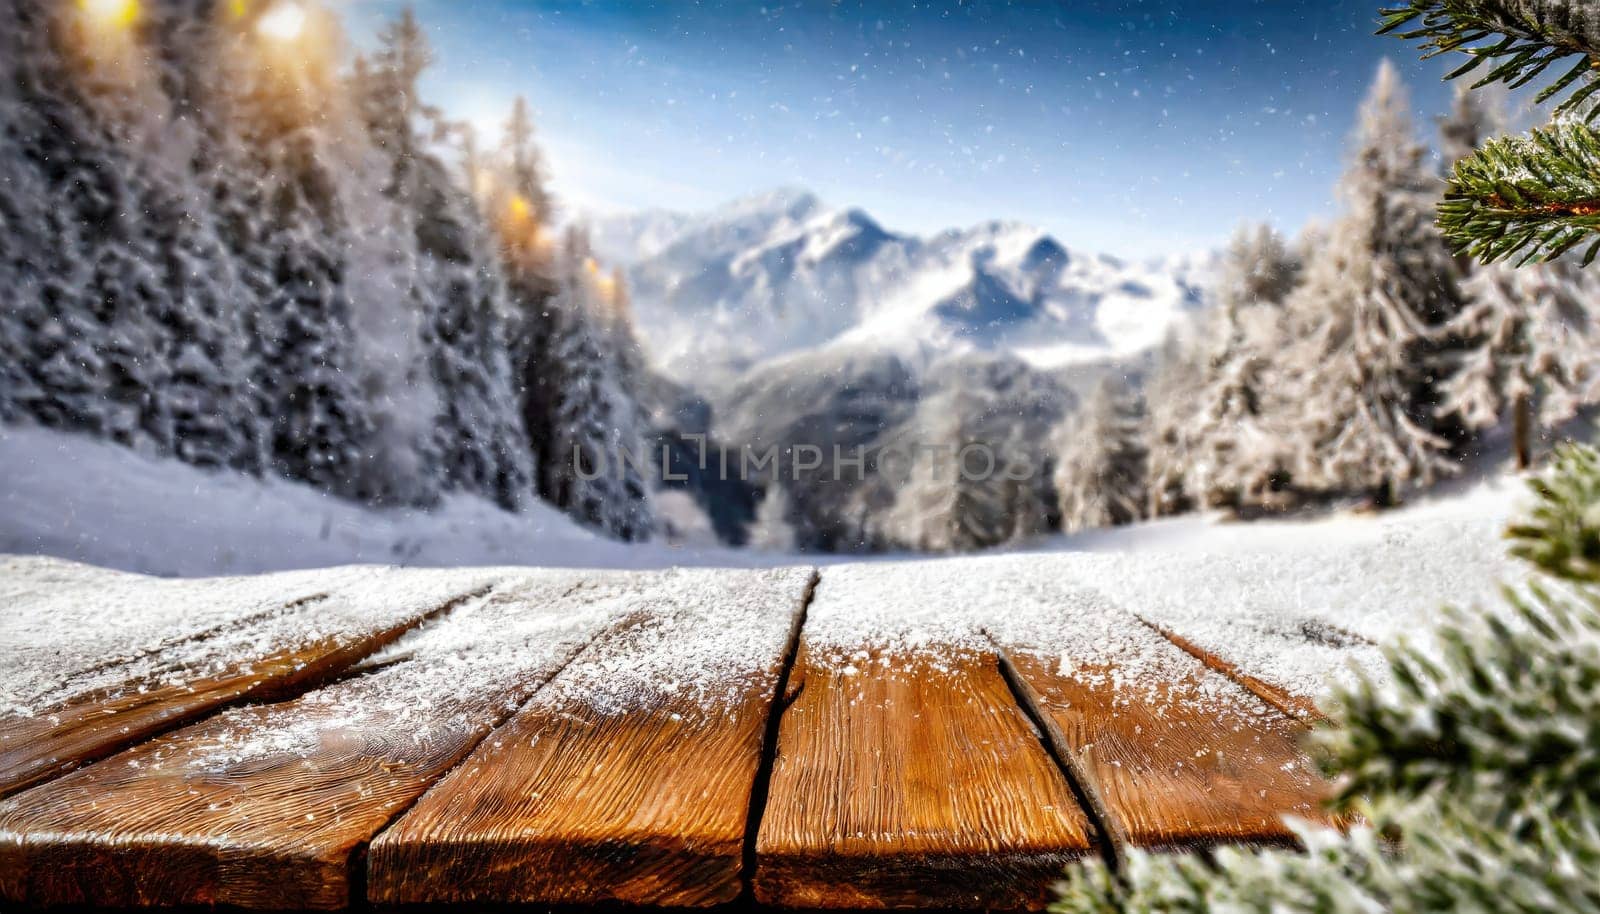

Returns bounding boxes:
[587,189,1214,381]
[0,424,784,576]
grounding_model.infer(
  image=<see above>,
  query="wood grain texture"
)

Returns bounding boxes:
[1001,650,1330,852]
[753,645,1096,911]
[368,566,817,909]
[0,564,490,797]
[901,560,1341,854]
[0,571,628,910]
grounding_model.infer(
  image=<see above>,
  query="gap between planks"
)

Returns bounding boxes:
[738,567,821,903]
[365,567,819,908]
[346,590,627,904]
[994,646,1125,872]
[0,575,624,909]
[992,619,1331,863]
[0,583,490,800]
[1134,616,1323,722]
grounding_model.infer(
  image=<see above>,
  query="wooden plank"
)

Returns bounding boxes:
[969,557,1333,852]
[754,564,1096,911]
[0,562,496,796]
[0,569,639,909]
[367,566,817,909]
[1055,552,1395,720]
[1140,618,1322,720]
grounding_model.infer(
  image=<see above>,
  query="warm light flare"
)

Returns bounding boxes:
[256,2,306,42]
[80,0,139,29]
[507,194,533,223]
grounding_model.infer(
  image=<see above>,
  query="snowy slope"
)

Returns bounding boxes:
[0,424,791,576]
[586,189,1213,381]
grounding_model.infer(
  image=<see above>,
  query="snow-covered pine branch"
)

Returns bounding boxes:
[1384,0,1600,265]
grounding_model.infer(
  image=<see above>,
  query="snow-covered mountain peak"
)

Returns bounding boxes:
[585,190,1213,382]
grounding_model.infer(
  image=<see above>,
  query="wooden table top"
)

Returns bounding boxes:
[0,555,1354,911]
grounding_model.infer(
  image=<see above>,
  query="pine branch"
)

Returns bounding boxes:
[1052,442,1600,913]
[1440,119,1600,264]
[1506,440,1600,579]
[1379,1,1600,115]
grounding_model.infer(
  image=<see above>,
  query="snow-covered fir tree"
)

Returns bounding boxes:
[201,5,389,501]
[1436,82,1505,178]
[1280,61,1465,506]
[1436,84,1600,470]
[1142,330,1205,518]
[873,387,1053,552]
[485,101,653,539]
[0,0,42,427]
[0,0,180,452]
[534,229,656,541]
[748,485,797,552]
[356,10,533,508]
[1182,224,1300,511]
[1054,375,1148,533]
[1443,259,1599,467]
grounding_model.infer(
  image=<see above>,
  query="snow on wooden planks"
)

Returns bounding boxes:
[754,563,1097,911]
[755,556,1331,909]
[976,559,1332,852]
[0,557,495,797]
[1059,552,1396,719]
[0,569,639,909]
[367,566,816,908]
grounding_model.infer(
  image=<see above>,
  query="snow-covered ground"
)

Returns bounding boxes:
[3,421,1528,570]
[1,421,1535,673]
[0,423,793,576]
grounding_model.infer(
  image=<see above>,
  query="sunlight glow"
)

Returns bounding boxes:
[80,0,139,30]
[507,194,533,224]
[256,2,306,42]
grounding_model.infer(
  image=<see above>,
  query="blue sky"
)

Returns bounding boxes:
[346,0,1486,256]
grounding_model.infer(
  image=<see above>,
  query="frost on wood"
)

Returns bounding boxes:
[159,565,812,770]
[176,569,626,772]
[536,566,815,717]
[0,556,500,718]
[808,555,1288,719]
[1061,512,1525,703]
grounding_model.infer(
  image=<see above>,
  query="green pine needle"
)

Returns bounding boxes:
[1440,119,1600,265]
[1507,441,1600,580]
[1378,1,1600,116]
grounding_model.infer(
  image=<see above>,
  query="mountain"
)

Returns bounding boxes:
[587,189,1214,383]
